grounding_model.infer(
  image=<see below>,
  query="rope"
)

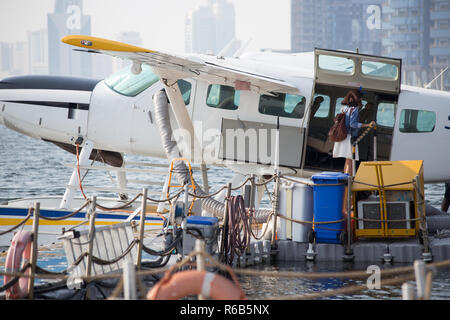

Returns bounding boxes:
[76,143,89,201]
[39,201,90,221]
[254,175,277,186]
[95,192,143,211]
[141,235,181,257]
[352,178,415,189]
[278,214,347,225]
[0,263,31,293]
[148,249,246,300]
[353,217,421,223]
[248,211,273,241]
[268,273,416,300]
[280,175,347,187]
[147,188,185,203]
[90,240,138,266]
[4,247,450,300]
[187,185,227,199]
[231,177,253,190]
[0,207,33,236]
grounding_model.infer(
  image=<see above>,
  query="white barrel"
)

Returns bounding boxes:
[278,178,314,242]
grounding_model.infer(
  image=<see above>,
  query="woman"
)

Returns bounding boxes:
[333,89,376,175]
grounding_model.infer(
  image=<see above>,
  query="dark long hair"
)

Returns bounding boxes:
[341,89,363,107]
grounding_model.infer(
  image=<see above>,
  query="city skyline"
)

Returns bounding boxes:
[0,0,291,53]
[0,0,448,90]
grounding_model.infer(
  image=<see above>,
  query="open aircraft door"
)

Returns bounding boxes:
[305,49,402,171]
[314,48,402,95]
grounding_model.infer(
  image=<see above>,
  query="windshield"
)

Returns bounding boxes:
[105,64,159,97]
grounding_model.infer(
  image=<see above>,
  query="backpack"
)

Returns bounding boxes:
[328,107,354,142]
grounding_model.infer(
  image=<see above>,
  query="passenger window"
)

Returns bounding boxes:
[177,80,192,105]
[318,55,354,74]
[376,102,396,128]
[399,109,436,133]
[259,93,306,119]
[312,94,330,118]
[362,61,399,80]
[334,97,367,116]
[206,84,239,110]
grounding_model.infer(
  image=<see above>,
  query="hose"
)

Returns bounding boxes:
[224,195,250,265]
[153,90,271,222]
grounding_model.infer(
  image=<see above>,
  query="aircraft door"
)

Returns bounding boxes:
[304,49,402,171]
[217,78,311,169]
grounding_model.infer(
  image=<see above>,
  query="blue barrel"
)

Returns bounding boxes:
[311,172,348,244]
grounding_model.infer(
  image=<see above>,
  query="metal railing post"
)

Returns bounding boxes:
[247,175,256,255]
[345,176,354,259]
[85,196,97,279]
[195,239,206,300]
[28,202,40,299]
[414,175,431,261]
[184,184,189,217]
[136,188,147,270]
[123,258,137,300]
[219,182,232,263]
[402,282,415,300]
[414,260,426,299]
[271,172,280,250]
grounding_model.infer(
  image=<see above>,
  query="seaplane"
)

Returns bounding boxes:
[1,34,450,246]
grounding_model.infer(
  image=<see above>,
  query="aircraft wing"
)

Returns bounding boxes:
[62,35,299,95]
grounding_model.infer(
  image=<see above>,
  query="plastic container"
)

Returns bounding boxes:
[278,178,314,242]
[311,172,348,244]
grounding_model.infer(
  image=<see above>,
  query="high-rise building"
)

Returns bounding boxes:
[382,0,431,86]
[28,29,48,74]
[291,0,384,54]
[0,43,13,76]
[186,0,236,55]
[429,0,450,90]
[12,42,29,75]
[47,0,92,77]
[291,0,355,53]
[290,0,450,89]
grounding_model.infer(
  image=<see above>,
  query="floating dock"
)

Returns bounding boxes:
[2,159,450,301]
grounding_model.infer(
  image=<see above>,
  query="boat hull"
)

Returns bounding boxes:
[0,196,165,248]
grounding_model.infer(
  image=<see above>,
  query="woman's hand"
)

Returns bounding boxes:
[363,121,376,128]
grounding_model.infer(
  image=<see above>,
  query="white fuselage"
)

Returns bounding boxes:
[1,51,450,183]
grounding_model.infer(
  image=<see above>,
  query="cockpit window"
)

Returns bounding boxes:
[105,64,159,97]
[178,80,192,105]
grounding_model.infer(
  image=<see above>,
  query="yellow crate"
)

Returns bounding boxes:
[352,160,424,239]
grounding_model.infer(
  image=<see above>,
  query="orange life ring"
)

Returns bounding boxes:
[147,270,245,300]
[4,230,33,299]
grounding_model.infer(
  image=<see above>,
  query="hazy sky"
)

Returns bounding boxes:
[0,0,291,53]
